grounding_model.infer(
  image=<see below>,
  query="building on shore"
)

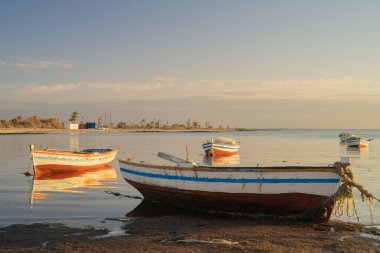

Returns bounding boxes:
[65,123,79,130]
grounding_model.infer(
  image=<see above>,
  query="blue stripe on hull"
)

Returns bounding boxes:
[202,144,239,149]
[120,167,340,184]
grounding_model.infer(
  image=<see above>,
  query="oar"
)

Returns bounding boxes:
[157,152,198,167]
[157,152,189,164]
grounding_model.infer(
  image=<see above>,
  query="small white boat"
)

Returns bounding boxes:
[346,137,369,148]
[202,137,240,156]
[338,133,357,142]
[119,152,346,222]
[30,145,117,176]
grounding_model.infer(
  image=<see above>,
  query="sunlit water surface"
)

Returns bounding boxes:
[0,130,379,231]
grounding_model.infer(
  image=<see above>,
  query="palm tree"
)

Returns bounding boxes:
[69,111,79,123]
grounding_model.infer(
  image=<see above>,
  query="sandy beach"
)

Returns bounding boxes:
[1,214,379,253]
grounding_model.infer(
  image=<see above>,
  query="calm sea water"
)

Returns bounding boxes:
[0,130,379,231]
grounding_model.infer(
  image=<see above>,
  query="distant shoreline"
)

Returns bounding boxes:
[2,128,368,135]
[0,127,259,135]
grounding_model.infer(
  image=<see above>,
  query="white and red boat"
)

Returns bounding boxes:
[338,133,357,143]
[202,137,240,156]
[30,145,117,176]
[119,152,345,222]
[346,137,369,148]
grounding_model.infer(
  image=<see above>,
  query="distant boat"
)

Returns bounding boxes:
[119,152,344,223]
[30,145,117,176]
[338,133,357,143]
[202,137,240,156]
[346,137,369,148]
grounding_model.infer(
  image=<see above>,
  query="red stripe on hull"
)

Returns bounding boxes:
[205,148,238,156]
[34,163,111,177]
[124,179,334,222]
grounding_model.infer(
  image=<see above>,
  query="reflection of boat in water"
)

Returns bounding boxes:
[119,152,345,223]
[30,144,117,176]
[202,137,240,156]
[30,165,116,204]
[202,154,240,166]
[346,146,369,154]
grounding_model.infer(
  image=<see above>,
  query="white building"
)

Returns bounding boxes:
[65,123,79,130]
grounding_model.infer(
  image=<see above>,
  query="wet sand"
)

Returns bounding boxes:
[1,214,379,252]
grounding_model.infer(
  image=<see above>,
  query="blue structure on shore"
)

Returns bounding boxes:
[86,122,96,129]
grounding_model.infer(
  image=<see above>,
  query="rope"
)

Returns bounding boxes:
[311,162,380,223]
[105,190,142,199]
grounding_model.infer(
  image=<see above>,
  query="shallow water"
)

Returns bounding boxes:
[0,130,379,230]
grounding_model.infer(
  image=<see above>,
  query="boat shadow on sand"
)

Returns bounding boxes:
[126,198,312,221]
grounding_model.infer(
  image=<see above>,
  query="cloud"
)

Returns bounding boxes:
[86,81,175,92]
[11,60,73,69]
[5,76,380,105]
[193,76,380,100]
[0,57,73,69]
[19,83,80,94]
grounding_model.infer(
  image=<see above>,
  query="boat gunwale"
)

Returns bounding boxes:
[32,148,117,157]
[118,158,339,173]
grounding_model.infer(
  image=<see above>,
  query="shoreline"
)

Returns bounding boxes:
[0,127,252,135]
[1,215,379,252]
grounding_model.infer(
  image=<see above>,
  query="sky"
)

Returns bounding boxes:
[0,1,379,129]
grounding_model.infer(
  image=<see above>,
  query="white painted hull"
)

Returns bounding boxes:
[120,162,339,196]
[202,143,240,156]
[119,159,341,222]
[31,147,117,175]
[347,137,369,148]
[339,133,357,142]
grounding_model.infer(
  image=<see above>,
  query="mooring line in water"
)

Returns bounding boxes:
[311,162,380,224]
[105,190,142,199]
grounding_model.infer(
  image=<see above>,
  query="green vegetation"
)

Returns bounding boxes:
[114,118,233,130]
[69,111,79,123]
[115,118,205,130]
[0,116,64,129]
[0,114,234,130]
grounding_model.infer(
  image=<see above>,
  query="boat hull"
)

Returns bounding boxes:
[202,143,240,156]
[339,133,356,143]
[119,159,340,222]
[32,149,117,175]
[347,138,369,148]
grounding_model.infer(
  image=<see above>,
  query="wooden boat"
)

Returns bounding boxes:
[202,137,240,156]
[119,152,345,222]
[338,132,357,142]
[30,144,117,176]
[346,136,369,148]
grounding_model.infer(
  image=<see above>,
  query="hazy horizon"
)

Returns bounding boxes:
[1,1,379,129]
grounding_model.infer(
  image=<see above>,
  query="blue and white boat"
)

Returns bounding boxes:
[202,137,240,156]
[119,152,344,222]
[338,133,357,143]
